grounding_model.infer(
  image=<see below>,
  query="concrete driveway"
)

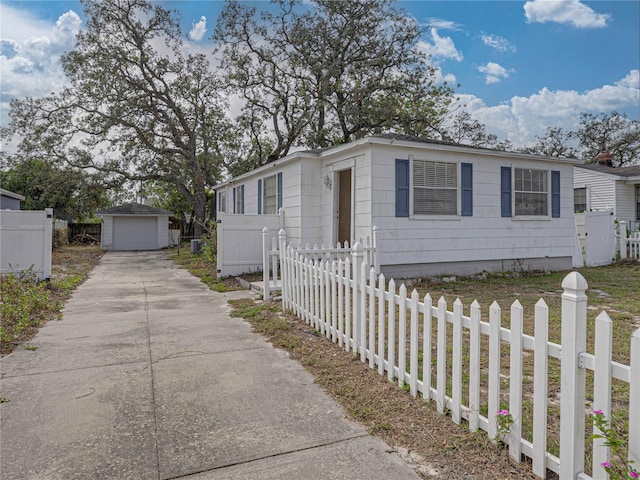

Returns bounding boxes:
[0,251,420,479]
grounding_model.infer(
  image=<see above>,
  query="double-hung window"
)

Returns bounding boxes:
[258,172,283,214]
[514,168,548,216]
[218,191,226,213]
[574,187,587,213]
[501,167,560,218]
[396,158,472,217]
[233,185,244,214]
[413,160,458,215]
[636,185,640,221]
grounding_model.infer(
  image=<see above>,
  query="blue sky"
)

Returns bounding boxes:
[1,0,639,148]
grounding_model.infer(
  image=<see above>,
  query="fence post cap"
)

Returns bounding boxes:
[561,271,588,292]
[372,225,378,232]
[262,227,269,233]
[278,228,286,236]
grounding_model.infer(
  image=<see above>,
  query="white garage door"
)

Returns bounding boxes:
[113,216,157,251]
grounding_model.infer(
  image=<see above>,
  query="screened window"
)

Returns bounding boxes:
[636,185,640,221]
[413,160,457,215]
[263,175,277,214]
[574,187,587,213]
[514,168,548,216]
[218,191,226,213]
[234,185,244,214]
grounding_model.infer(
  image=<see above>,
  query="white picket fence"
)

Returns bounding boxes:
[262,226,379,300]
[619,222,640,261]
[275,232,639,480]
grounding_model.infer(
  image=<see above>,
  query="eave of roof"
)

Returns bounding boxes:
[575,163,640,181]
[0,188,26,201]
[95,203,174,216]
[213,133,579,190]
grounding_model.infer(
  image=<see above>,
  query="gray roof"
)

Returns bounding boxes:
[575,163,640,178]
[0,188,26,201]
[96,203,173,216]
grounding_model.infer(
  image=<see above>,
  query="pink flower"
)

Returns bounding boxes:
[497,409,509,416]
[600,462,613,469]
[593,409,604,416]
[629,470,638,479]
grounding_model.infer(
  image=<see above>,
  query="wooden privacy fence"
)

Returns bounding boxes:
[277,234,639,480]
[262,227,378,301]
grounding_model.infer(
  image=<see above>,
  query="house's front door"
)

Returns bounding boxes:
[337,169,352,245]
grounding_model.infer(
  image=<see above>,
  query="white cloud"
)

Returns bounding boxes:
[1,6,81,126]
[188,16,207,42]
[524,0,610,28]
[478,62,512,84]
[480,33,516,53]
[417,29,463,62]
[458,70,639,147]
[423,18,463,31]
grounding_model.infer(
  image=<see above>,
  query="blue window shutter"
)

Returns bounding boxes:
[395,159,410,217]
[551,170,560,218]
[218,192,222,212]
[277,172,283,211]
[501,167,512,217]
[461,163,473,216]
[233,188,236,214]
[257,179,262,214]
[240,185,245,214]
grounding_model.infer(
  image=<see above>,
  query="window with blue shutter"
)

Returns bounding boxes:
[257,179,262,214]
[395,159,409,217]
[551,170,560,218]
[501,166,512,217]
[240,185,245,214]
[461,163,473,216]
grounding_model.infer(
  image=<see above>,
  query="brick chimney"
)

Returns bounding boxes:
[596,152,614,167]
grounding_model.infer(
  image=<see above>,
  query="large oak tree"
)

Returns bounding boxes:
[3,0,237,237]
[215,0,454,163]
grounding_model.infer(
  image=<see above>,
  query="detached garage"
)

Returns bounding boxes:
[96,203,173,251]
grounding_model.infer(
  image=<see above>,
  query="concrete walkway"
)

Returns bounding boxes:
[0,251,420,480]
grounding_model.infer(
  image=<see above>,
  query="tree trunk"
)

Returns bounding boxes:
[193,176,206,239]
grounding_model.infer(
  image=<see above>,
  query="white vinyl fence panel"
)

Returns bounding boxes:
[0,208,53,281]
[216,209,284,277]
[277,234,639,480]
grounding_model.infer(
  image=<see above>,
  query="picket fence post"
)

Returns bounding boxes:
[559,271,588,479]
[351,242,364,357]
[630,328,640,470]
[278,229,287,310]
[262,227,271,301]
[619,221,627,260]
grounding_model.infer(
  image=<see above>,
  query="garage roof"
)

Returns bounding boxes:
[96,203,173,216]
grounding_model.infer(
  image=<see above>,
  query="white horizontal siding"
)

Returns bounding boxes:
[615,182,637,224]
[573,168,615,212]
[369,145,575,268]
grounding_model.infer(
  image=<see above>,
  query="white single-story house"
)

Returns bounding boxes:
[573,154,640,232]
[96,203,173,251]
[214,134,579,278]
[0,188,25,210]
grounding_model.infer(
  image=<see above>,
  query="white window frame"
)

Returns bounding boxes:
[234,185,244,214]
[514,167,549,217]
[218,190,226,213]
[410,158,459,217]
[574,187,587,213]
[262,174,277,215]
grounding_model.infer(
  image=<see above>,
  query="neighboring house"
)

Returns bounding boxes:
[0,188,25,210]
[573,153,640,231]
[214,134,578,278]
[96,203,173,251]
